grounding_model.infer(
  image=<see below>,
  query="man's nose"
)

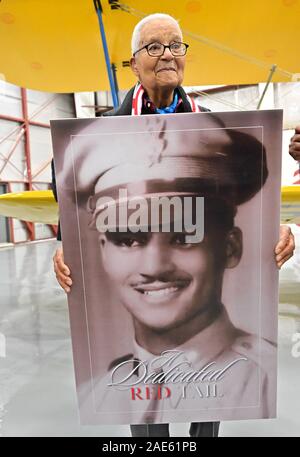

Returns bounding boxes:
[140,241,175,277]
[161,46,174,60]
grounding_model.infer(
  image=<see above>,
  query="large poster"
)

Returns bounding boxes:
[51,110,282,425]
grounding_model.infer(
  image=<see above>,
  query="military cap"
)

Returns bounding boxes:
[65,114,268,223]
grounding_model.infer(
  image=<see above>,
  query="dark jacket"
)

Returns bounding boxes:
[51,86,209,240]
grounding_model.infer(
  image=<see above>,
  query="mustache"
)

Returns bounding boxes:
[130,275,191,288]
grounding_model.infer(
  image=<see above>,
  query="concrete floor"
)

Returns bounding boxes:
[0,236,299,437]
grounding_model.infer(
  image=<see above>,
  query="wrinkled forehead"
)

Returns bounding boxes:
[139,19,183,45]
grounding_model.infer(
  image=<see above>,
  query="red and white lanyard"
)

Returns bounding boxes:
[131,83,200,115]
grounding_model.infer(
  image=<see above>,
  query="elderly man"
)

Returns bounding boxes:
[52,13,295,436]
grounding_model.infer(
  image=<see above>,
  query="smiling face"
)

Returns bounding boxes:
[99,226,242,342]
[130,19,186,100]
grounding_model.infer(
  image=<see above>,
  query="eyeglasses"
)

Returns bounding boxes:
[133,41,189,57]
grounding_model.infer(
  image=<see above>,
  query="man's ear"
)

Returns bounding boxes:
[130,56,139,78]
[224,227,243,268]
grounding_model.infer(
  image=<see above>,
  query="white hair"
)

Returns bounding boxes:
[131,13,182,55]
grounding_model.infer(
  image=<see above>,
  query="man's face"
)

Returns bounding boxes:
[99,228,242,334]
[130,19,186,94]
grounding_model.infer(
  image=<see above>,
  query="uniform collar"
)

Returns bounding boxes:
[133,305,238,368]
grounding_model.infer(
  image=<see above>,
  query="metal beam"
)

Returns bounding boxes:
[256,65,277,110]
[0,88,58,242]
[0,127,25,177]
[0,114,50,129]
[94,0,119,108]
[7,182,15,243]
[111,63,120,106]
[21,87,35,241]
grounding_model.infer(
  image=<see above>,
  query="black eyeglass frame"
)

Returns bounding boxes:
[133,41,189,57]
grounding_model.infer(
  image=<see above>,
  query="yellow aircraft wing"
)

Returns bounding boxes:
[0,187,299,226]
[0,190,58,225]
[0,0,299,92]
[281,185,300,224]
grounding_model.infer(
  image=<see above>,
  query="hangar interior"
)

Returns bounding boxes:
[0,79,299,436]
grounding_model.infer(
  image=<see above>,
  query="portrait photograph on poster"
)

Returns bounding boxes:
[51,109,282,425]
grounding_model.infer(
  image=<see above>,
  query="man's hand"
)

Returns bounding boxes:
[53,247,72,293]
[275,225,295,269]
[289,125,300,161]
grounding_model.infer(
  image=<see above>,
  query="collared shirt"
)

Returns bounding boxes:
[133,306,238,368]
[88,305,277,425]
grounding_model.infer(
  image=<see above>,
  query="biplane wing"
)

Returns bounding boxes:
[0,190,58,225]
[0,0,300,93]
[280,185,300,225]
[0,187,299,226]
